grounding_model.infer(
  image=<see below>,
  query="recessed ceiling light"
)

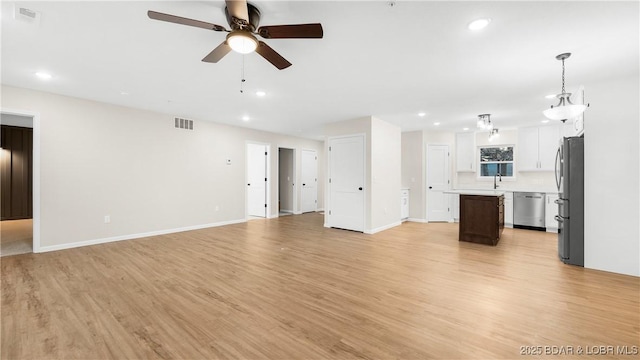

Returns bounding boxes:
[468,18,491,31]
[463,127,470,131]
[242,115,250,122]
[35,72,52,80]
[418,112,426,117]
[541,120,550,123]
[433,122,440,126]
[256,91,266,97]
[545,94,557,99]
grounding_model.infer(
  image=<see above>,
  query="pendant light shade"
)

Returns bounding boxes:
[544,53,587,121]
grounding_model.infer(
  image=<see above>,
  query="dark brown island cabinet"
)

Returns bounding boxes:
[459,194,504,246]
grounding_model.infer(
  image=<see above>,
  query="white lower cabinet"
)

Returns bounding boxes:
[545,193,559,232]
[504,191,513,228]
[401,189,410,221]
[452,194,459,221]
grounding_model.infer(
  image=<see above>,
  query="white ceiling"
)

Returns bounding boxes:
[2,1,638,139]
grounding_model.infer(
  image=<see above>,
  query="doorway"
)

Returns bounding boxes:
[426,144,451,222]
[278,147,295,216]
[1,114,34,256]
[246,143,269,218]
[327,135,365,232]
[300,149,318,213]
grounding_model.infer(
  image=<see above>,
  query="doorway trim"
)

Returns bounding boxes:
[1,107,40,253]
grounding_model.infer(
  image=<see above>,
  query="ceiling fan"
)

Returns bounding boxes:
[148,0,323,70]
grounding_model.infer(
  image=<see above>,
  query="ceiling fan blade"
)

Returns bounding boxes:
[257,24,323,39]
[148,10,227,32]
[225,0,249,22]
[202,42,232,63]
[255,41,292,70]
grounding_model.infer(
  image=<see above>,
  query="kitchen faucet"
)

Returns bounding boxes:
[494,173,502,189]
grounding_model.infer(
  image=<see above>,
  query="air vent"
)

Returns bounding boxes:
[14,6,41,23]
[174,117,194,130]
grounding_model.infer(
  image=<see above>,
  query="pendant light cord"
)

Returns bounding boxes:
[561,58,566,94]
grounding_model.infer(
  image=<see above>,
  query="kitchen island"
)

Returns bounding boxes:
[445,190,505,246]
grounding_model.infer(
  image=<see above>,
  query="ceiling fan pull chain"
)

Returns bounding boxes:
[240,55,246,93]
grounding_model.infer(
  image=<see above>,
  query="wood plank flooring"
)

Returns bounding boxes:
[1,213,638,359]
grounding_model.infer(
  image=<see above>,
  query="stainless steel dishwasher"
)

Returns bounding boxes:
[513,192,546,231]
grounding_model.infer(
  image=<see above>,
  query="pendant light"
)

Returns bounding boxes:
[543,53,587,121]
[477,114,493,130]
[488,128,500,141]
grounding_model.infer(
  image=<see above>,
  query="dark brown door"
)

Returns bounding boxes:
[1,125,33,220]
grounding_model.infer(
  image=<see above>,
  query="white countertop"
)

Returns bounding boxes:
[444,189,505,196]
[446,188,559,196]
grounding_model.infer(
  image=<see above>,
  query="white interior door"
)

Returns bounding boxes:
[427,144,451,222]
[301,149,317,213]
[247,143,267,217]
[328,135,364,231]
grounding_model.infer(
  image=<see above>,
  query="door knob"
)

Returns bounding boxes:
[303,183,306,186]
[429,186,433,189]
[358,187,363,190]
[247,183,250,186]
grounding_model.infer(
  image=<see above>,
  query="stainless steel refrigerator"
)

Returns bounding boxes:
[554,136,584,266]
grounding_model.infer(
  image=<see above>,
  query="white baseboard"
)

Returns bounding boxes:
[294,211,303,215]
[365,221,402,234]
[316,208,324,212]
[280,209,294,214]
[407,218,428,223]
[546,227,558,233]
[36,218,247,253]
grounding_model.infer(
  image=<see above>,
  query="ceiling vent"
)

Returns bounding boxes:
[174,117,194,130]
[14,6,41,24]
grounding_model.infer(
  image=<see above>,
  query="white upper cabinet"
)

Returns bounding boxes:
[518,125,560,171]
[456,132,475,172]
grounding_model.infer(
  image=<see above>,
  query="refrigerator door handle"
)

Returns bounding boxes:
[555,146,561,191]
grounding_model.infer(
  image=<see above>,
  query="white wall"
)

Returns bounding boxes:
[370,117,401,231]
[1,85,324,251]
[401,131,424,220]
[584,75,639,277]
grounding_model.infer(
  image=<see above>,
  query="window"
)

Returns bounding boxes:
[479,146,514,178]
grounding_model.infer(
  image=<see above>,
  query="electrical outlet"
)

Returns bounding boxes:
[104,215,111,224]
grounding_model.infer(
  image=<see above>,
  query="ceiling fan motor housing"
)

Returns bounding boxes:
[225,3,261,31]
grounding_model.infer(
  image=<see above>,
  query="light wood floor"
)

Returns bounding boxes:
[1,213,638,359]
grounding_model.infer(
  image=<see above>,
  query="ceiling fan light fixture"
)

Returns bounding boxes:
[227,31,258,54]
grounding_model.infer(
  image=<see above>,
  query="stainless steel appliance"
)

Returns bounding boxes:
[513,192,546,230]
[555,136,584,266]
